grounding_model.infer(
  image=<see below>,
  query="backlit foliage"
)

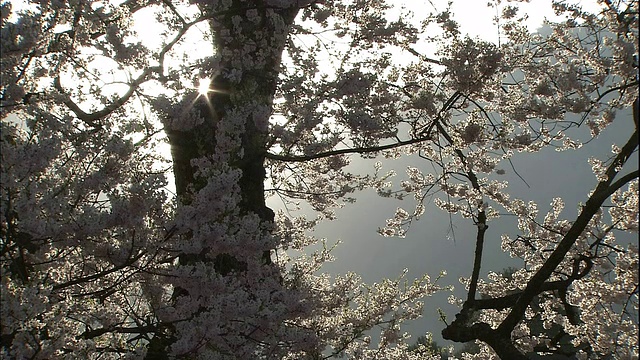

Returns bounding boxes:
[1,0,637,359]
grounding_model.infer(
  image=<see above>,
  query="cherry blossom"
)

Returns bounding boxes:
[1,0,637,359]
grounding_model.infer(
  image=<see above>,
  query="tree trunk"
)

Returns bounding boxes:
[148,3,301,357]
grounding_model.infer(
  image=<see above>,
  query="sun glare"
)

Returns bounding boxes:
[198,77,211,96]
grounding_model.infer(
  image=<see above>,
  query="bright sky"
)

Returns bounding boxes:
[386,0,603,41]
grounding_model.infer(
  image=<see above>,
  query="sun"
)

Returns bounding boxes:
[198,77,212,96]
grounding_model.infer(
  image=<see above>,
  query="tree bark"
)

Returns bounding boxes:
[149,3,302,357]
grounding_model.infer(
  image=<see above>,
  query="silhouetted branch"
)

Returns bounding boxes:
[265,135,433,162]
[498,126,638,334]
[52,13,211,128]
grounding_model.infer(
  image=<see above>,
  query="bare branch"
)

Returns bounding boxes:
[265,135,432,162]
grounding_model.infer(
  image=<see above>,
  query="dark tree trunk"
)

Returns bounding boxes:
[148,3,301,357]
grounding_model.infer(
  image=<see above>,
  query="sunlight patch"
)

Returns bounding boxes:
[198,77,211,96]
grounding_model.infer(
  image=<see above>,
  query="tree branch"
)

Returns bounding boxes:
[79,324,158,340]
[51,251,144,292]
[473,255,592,311]
[266,91,464,162]
[442,312,529,360]
[467,209,487,304]
[265,135,432,162]
[497,126,638,334]
[429,107,490,305]
[472,279,569,310]
[52,13,211,127]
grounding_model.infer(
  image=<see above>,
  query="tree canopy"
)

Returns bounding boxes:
[1,0,638,359]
